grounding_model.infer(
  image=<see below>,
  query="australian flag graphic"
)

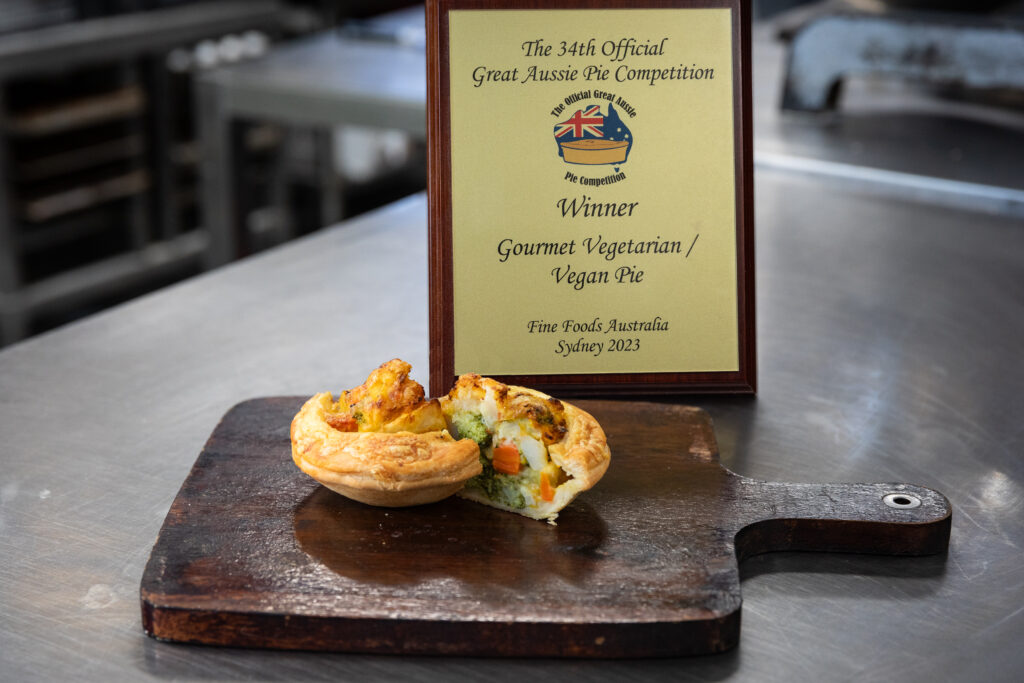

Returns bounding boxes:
[553,102,633,165]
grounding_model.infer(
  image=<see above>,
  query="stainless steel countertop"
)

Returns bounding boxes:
[2,171,1022,679]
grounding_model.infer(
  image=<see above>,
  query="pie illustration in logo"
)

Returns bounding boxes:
[554,103,632,166]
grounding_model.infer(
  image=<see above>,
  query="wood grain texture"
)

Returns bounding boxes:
[427,0,757,396]
[141,397,950,657]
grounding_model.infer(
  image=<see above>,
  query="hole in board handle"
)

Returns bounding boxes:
[883,493,921,509]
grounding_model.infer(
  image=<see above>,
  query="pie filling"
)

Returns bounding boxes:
[446,400,570,511]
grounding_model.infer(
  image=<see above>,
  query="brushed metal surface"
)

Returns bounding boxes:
[1,176,1022,680]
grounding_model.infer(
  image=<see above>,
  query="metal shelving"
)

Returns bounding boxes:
[0,0,314,346]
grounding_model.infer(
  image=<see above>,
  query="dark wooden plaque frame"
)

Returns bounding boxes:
[427,0,755,397]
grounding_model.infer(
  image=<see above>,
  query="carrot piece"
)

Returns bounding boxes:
[540,472,555,502]
[492,443,521,474]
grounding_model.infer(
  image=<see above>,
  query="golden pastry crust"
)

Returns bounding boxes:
[441,375,611,521]
[534,389,610,490]
[323,358,437,433]
[290,361,481,507]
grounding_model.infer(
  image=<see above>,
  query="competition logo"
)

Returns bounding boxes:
[553,102,633,170]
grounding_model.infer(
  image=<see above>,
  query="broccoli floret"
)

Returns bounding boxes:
[495,482,526,509]
[452,411,527,509]
[468,457,527,509]
[451,411,490,447]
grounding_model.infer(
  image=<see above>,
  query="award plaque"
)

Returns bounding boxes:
[427,0,755,396]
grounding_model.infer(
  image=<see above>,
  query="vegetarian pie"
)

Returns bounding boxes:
[290,360,611,521]
[290,359,481,507]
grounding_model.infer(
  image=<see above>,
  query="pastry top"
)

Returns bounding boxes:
[320,358,446,434]
[290,360,481,507]
[441,373,611,521]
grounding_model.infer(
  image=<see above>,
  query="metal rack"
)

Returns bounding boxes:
[0,0,311,346]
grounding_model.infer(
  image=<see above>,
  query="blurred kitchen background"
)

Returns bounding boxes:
[0,0,1021,348]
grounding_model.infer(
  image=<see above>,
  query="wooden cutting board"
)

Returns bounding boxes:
[141,397,950,657]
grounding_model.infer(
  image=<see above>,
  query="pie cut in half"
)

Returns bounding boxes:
[290,359,481,507]
[290,360,611,521]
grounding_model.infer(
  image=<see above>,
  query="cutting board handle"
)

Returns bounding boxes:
[734,479,951,560]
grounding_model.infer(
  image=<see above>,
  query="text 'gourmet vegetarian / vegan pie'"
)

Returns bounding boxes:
[290,359,611,521]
